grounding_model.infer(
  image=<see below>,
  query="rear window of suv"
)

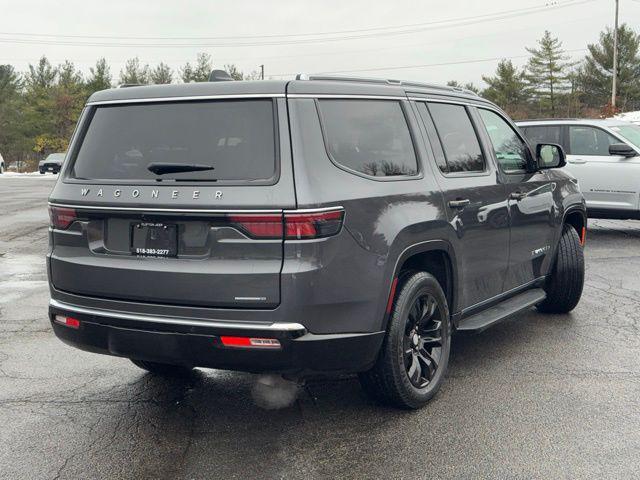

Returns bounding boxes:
[317,99,418,178]
[71,99,277,183]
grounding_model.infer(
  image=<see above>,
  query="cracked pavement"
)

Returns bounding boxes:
[1,175,639,479]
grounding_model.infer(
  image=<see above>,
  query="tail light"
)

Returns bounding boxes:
[220,336,281,349]
[49,206,77,230]
[227,208,344,240]
[54,315,81,329]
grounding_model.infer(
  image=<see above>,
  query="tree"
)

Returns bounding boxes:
[224,64,244,81]
[0,65,23,165]
[180,53,213,82]
[119,57,149,85]
[446,80,480,94]
[25,56,57,90]
[525,31,575,117]
[578,24,640,112]
[86,58,112,93]
[481,60,530,118]
[150,62,173,84]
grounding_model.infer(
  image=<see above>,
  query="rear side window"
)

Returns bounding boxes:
[428,103,485,173]
[569,126,617,156]
[71,99,277,183]
[317,99,418,177]
[520,125,562,147]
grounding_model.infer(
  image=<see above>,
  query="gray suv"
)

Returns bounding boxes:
[47,75,586,408]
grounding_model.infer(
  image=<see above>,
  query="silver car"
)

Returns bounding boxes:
[517,119,640,219]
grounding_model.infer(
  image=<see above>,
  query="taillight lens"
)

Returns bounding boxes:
[227,209,344,240]
[220,336,281,349]
[49,206,77,230]
[227,214,283,239]
[54,315,81,329]
[284,210,344,239]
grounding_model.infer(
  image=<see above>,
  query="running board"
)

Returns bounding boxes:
[456,288,546,333]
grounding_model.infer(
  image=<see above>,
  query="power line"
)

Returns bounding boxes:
[270,48,589,77]
[0,0,598,48]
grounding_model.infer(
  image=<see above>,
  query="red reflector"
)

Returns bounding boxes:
[227,214,283,238]
[284,210,344,239]
[49,206,77,230]
[54,315,80,329]
[220,336,281,349]
[580,226,586,245]
[386,277,399,314]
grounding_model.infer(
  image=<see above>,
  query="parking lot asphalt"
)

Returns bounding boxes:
[0,175,639,480]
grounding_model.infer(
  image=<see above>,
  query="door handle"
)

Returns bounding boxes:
[448,199,470,208]
[568,158,586,164]
[509,191,527,201]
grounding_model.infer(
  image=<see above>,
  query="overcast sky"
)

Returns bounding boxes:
[0,0,637,87]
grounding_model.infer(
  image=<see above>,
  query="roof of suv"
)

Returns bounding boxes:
[516,118,633,127]
[86,76,489,106]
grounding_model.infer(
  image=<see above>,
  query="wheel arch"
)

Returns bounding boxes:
[384,240,458,330]
[563,207,587,244]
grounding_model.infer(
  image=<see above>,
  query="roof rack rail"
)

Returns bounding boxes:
[297,74,479,96]
[117,83,145,88]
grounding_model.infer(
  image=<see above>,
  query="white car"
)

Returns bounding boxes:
[0,153,5,174]
[517,119,640,219]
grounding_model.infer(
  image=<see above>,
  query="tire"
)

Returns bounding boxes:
[359,271,451,409]
[130,359,194,376]
[537,224,584,314]
[39,170,45,175]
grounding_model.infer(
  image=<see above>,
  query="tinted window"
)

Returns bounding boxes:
[416,102,448,173]
[569,126,617,156]
[428,103,485,173]
[72,99,276,182]
[479,109,529,172]
[520,125,562,147]
[318,99,418,177]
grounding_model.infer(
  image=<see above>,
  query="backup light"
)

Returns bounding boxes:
[54,315,81,329]
[220,336,281,349]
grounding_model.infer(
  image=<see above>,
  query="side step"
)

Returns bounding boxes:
[456,288,546,333]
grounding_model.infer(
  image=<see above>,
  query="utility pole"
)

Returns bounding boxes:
[260,64,264,80]
[611,0,619,108]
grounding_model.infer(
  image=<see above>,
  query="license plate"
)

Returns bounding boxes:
[131,223,178,257]
[48,167,54,171]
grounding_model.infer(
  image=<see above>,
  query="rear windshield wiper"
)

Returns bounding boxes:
[147,162,215,175]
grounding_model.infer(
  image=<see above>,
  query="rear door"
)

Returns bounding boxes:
[49,96,296,309]
[477,108,556,289]
[416,101,510,310]
[565,125,640,212]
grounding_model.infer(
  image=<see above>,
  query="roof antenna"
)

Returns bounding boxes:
[208,70,234,82]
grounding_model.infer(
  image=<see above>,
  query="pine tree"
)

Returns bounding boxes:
[481,60,530,118]
[525,31,575,117]
[180,53,213,82]
[446,80,480,94]
[119,57,149,85]
[150,62,173,84]
[86,58,112,93]
[578,24,640,111]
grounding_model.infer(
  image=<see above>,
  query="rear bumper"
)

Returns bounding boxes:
[40,164,61,173]
[49,299,384,374]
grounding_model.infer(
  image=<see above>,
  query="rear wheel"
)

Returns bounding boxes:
[359,271,451,409]
[130,359,194,376]
[537,224,584,313]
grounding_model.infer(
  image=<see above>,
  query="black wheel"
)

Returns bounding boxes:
[130,359,194,376]
[537,224,584,313]
[39,170,45,174]
[359,271,451,409]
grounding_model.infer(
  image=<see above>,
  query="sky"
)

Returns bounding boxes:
[0,0,637,87]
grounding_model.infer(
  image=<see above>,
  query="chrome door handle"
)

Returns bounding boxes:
[509,191,527,201]
[568,158,586,164]
[448,199,470,208]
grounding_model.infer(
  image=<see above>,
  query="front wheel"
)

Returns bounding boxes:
[130,359,194,376]
[537,224,585,313]
[359,272,451,409]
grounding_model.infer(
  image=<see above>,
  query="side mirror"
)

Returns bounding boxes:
[609,143,637,157]
[536,143,566,169]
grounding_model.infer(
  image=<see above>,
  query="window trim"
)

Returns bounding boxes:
[425,101,491,178]
[314,97,423,182]
[476,107,532,175]
[63,97,282,187]
[566,124,626,157]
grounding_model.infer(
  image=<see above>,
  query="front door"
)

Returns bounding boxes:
[415,101,510,310]
[476,108,557,291]
[565,125,640,213]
